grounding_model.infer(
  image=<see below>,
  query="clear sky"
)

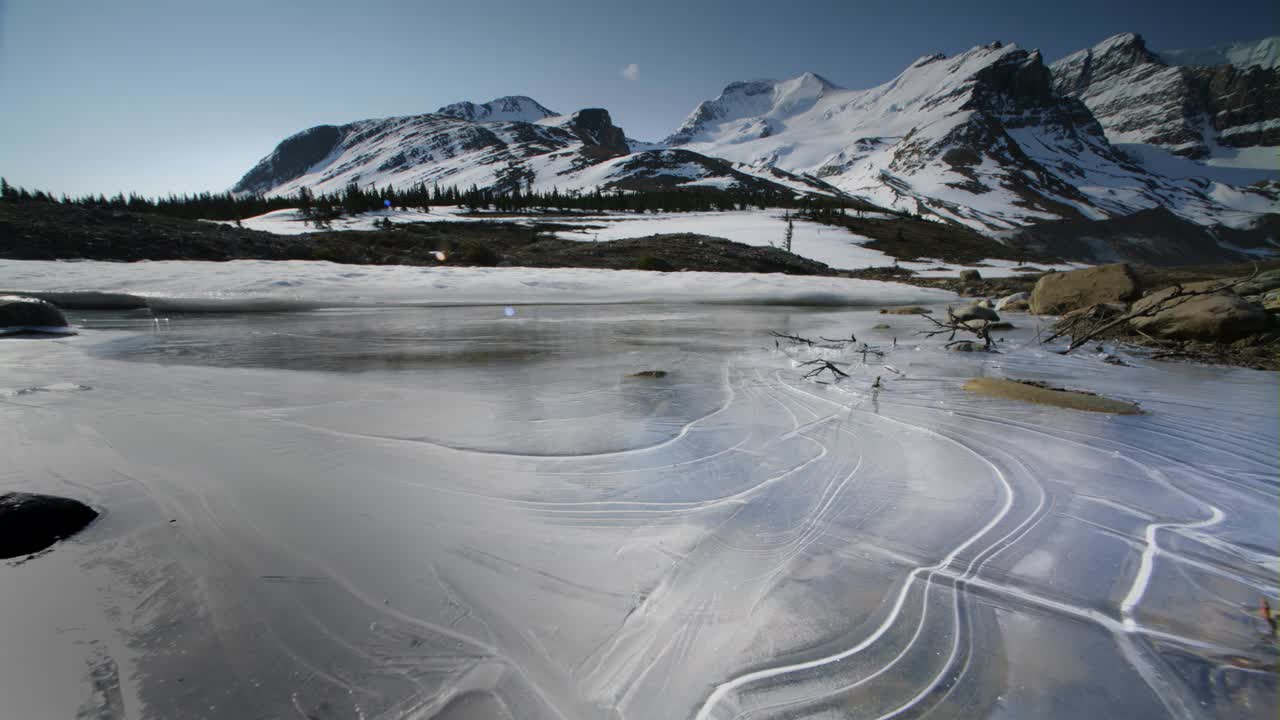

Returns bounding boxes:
[1,0,1275,197]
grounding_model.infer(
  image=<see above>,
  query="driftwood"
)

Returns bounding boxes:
[917,309,995,351]
[1046,266,1259,355]
[770,331,814,347]
[799,359,851,380]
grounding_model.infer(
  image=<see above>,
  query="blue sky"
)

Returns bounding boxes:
[1,0,1275,197]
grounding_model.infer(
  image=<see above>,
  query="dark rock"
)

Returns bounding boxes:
[0,295,72,334]
[0,492,98,559]
[568,109,629,156]
[959,269,982,283]
[948,341,985,352]
[628,370,667,378]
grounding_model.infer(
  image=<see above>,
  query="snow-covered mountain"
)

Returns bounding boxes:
[232,100,815,198]
[434,95,557,124]
[665,42,1273,230]
[1160,35,1280,72]
[235,39,1277,235]
[1049,32,1280,167]
[1051,33,1280,164]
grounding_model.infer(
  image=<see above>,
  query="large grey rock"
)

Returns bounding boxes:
[0,492,98,559]
[0,295,72,334]
[951,303,1000,322]
[1129,285,1270,341]
[1030,264,1141,315]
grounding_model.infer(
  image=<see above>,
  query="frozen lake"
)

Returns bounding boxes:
[1,295,1277,719]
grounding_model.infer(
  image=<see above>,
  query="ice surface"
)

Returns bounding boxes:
[0,273,1275,719]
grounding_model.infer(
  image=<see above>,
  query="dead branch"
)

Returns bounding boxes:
[917,308,994,350]
[1052,265,1260,355]
[799,359,851,380]
[770,331,814,347]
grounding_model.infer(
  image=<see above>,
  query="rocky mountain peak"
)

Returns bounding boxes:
[1051,32,1165,95]
[567,109,629,155]
[435,96,558,124]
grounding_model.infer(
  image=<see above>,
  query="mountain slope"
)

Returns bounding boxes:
[1051,33,1280,163]
[235,43,1276,238]
[232,100,803,198]
[435,95,557,124]
[665,42,1271,231]
[1160,35,1280,72]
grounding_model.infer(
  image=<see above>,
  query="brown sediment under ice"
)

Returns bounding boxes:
[962,378,1143,415]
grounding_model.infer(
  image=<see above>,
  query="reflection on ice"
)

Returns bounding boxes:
[0,303,1275,720]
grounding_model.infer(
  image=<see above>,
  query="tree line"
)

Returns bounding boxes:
[1,176,879,226]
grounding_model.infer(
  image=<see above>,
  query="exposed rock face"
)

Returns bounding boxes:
[233,125,344,194]
[1129,285,1271,341]
[0,492,98,559]
[1185,64,1280,148]
[1051,32,1280,158]
[1030,264,1142,315]
[0,295,71,334]
[434,96,557,124]
[567,109,629,156]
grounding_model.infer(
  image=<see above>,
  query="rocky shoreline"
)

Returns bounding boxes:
[881,262,1280,371]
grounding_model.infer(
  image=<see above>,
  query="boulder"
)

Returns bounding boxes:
[880,306,930,315]
[1001,299,1031,312]
[959,269,982,283]
[1232,269,1280,297]
[962,319,1015,333]
[951,303,1000,323]
[1061,302,1129,322]
[1255,289,1280,312]
[1129,285,1270,341]
[0,295,72,335]
[995,292,1030,311]
[0,492,98,559]
[948,341,986,352]
[1029,264,1141,315]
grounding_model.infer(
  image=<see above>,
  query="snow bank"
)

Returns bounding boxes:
[0,260,955,312]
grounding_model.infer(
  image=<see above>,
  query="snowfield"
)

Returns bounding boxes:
[217,207,1084,276]
[0,259,957,311]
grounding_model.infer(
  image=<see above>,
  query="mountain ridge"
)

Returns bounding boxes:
[233,36,1278,235]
